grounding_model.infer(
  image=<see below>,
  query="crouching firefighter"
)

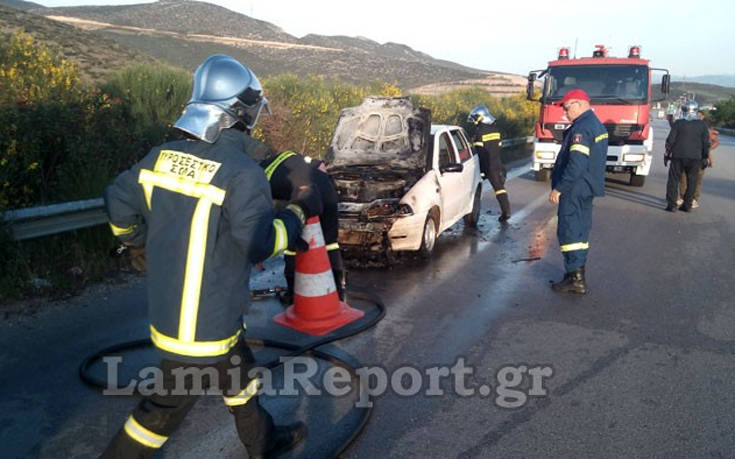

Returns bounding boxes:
[101,54,311,459]
[548,89,607,294]
[468,105,511,222]
[254,149,345,305]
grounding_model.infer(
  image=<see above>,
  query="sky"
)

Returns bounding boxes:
[34,0,735,77]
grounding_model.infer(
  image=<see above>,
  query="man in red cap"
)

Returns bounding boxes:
[548,89,608,294]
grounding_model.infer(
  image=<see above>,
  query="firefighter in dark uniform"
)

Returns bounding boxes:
[253,149,345,304]
[468,105,511,222]
[548,89,607,294]
[101,55,312,458]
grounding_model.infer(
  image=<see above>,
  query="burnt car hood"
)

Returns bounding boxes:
[326,97,431,202]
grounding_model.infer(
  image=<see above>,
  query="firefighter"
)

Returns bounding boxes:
[665,99,710,212]
[101,55,313,458]
[548,89,607,294]
[253,149,345,305]
[468,105,511,222]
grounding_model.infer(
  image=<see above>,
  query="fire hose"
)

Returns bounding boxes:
[79,287,386,458]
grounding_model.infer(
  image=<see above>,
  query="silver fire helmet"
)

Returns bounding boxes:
[680,100,699,121]
[174,54,269,143]
[468,105,496,125]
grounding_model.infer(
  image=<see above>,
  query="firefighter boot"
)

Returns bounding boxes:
[551,267,587,294]
[250,422,307,459]
[497,193,511,222]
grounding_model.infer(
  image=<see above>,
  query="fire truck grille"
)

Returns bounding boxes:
[542,123,643,145]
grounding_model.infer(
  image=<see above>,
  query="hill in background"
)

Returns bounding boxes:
[1,0,525,94]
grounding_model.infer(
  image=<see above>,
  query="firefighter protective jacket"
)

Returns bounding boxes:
[552,109,608,197]
[471,123,503,178]
[104,129,304,363]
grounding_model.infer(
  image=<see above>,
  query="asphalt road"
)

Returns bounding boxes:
[2,119,734,458]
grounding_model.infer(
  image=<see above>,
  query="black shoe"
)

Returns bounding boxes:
[498,213,511,222]
[278,291,294,307]
[251,422,307,459]
[665,205,677,212]
[551,268,587,294]
[678,205,691,212]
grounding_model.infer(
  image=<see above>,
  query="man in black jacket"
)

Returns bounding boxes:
[665,100,710,212]
[102,55,310,459]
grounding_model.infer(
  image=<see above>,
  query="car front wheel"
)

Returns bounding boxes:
[419,216,437,258]
[464,186,481,228]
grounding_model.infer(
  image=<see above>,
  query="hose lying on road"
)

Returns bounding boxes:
[78,287,386,458]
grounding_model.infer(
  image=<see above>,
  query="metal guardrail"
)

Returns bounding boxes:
[2,198,107,241]
[1,137,535,241]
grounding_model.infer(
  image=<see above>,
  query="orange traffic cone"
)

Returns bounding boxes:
[273,216,364,335]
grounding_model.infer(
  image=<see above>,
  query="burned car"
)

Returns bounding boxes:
[325,97,483,262]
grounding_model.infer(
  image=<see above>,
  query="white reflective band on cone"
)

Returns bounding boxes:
[295,270,337,297]
[301,221,325,248]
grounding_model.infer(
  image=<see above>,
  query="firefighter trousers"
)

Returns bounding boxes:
[482,150,510,216]
[557,184,593,272]
[101,340,274,458]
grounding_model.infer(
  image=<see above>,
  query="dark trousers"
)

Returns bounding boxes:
[557,185,594,272]
[481,149,511,215]
[667,158,702,207]
[101,340,274,458]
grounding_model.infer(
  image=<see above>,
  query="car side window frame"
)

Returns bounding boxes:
[450,129,472,162]
[438,132,455,170]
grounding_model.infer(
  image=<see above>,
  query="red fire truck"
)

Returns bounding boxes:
[527,45,670,186]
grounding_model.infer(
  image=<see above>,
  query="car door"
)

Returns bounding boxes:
[434,130,464,230]
[449,128,477,215]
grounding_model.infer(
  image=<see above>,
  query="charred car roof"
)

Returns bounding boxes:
[326,97,431,173]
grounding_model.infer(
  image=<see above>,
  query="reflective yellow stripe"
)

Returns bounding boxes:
[595,133,609,143]
[495,189,507,196]
[150,325,240,357]
[178,198,214,341]
[141,182,154,210]
[265,151,296,181]
[482,133,501,142]
[570,144,590,156]
[326,242,340,251]
[270,219,288,258]
[560,242,589,252]
[285,203,305,226]
[123,416,167,449]
[223,379,260,407]
[109,222,134,236]
[138,170,225,205]
[283,250,296,256]
[473,142,484,147]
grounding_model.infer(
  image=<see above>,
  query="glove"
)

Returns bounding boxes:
[288,236,310,254]
[663,155,670,167]
[702,158,709,169]
[293,185,322,219]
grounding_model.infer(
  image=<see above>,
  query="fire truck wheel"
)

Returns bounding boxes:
[629,173,645,187]
[535,169,551,182]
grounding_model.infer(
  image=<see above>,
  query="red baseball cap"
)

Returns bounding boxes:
[554,89,590,106]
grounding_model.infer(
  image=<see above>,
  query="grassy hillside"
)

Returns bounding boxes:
[0,4,157,85]
[654,81,735,105]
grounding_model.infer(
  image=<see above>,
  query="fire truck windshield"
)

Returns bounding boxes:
[545,65,649,105]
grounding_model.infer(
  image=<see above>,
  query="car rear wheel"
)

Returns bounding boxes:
[419,216,437,258]
[463,186,481,228]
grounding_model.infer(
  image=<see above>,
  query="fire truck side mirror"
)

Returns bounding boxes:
[661,74,671,95]
[527,73,537,101]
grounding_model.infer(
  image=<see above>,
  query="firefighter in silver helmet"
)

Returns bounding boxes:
[102,54,310,458]
[468,105,511,222]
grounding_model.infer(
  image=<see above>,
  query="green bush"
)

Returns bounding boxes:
[711,97,735,129]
